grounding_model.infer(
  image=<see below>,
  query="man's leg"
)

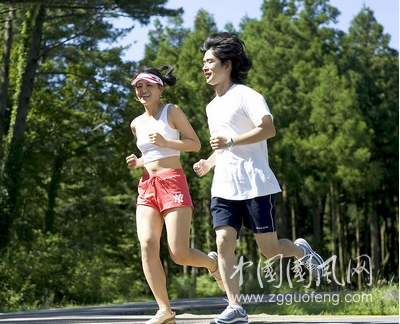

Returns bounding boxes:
[254,232,303,259]
[255,232,326,278]
[215,226,240,304]
[211,225,248,324]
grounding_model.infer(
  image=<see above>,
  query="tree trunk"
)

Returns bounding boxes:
[336,200,345,285]
[355,211,361,290]
[279,183,289,239]
[45,144,65,233]
[0,5,46,251]
[0,6,15,164]
[312,196,323,253]
[370,199,380,279]
[291,194,296,242]
[380,220,388,272]
[330,183,338,291]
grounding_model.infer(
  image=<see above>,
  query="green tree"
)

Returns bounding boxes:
[240,0,399,287]
[242,0,340,254]
[0,0,182,252]
[0,0,183,308]
[0,4,45,251]
[0,5,15,162]
[341,6,399,278]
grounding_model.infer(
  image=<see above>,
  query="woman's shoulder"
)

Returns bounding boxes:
[166,103,184,115]
[166,103,179,109]
[133,112,146,121]
[131,113,145,127]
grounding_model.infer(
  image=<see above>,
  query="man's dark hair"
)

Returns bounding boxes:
[201,32,252,84]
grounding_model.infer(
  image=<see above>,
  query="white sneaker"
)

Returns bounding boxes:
[144,309,176,324]
[210,306,249,324]
[208,251,225,292]
[294,238,326,278]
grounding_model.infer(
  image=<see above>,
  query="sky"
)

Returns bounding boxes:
[114,0,399,62]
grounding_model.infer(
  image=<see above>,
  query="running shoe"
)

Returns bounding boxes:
[144,308,176,324]
[208,251,225,292]
[210,306,249,324]
[294,238,326,278]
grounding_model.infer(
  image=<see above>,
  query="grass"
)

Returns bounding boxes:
[184,279,399,316]
[241,284,399,316]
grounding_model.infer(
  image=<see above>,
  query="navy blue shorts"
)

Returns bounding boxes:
[210,194,277,237]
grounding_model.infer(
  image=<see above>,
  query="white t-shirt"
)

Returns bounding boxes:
[206,84,282,200]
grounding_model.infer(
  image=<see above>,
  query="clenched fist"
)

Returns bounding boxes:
[126,154,139,169]
[193,159,212,177]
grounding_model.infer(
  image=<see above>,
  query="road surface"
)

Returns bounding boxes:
[0,296,398,324]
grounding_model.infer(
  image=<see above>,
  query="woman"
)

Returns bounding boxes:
[126,65,223,324]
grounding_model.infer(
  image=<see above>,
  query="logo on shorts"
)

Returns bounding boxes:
[174,193,184,204]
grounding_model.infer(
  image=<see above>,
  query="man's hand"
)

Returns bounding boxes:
[209,135,228,150]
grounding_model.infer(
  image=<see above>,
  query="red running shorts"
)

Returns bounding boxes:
[137,168,194,212]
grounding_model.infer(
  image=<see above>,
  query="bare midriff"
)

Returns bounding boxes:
[143,156,182,174]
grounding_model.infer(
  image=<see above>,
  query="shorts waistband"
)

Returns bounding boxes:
[141,168,184,180]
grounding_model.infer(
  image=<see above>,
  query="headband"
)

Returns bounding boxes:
[131,73,164,86]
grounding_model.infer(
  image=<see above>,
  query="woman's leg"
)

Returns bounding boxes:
[136,205,172,312]
[163,206,217,271]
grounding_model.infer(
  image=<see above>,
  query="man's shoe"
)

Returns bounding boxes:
[294,238,326,278]
[208,251,225,292]
[210,306,249,324]
[144,308,176,324]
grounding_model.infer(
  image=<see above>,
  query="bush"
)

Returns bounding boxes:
[0,230,144,311]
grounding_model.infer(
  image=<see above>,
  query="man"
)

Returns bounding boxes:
[193,32,326,324]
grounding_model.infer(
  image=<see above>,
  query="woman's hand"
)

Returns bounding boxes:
[193,159,212,177]
[149,132,168,147]
[126,154,139,169]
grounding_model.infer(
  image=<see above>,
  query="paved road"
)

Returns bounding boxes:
[0,296,398,324]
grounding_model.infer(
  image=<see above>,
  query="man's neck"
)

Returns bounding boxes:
[214,80,234,97]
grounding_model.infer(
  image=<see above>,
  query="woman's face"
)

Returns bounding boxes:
[134,80,163,106]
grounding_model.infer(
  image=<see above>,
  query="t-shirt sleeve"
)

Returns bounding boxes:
[243,90,273,127]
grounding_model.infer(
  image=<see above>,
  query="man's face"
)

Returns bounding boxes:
[202,49,230,86]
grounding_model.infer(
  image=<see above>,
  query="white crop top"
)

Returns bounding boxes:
[134,104,180,164]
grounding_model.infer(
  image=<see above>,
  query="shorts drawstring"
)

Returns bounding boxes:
[143,174,170,194]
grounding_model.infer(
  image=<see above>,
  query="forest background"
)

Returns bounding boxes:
[0,0,398,312]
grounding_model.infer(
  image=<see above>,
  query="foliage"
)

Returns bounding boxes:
[0,0,398,313]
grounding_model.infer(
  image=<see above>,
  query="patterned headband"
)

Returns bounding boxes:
[131,73,164,86]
